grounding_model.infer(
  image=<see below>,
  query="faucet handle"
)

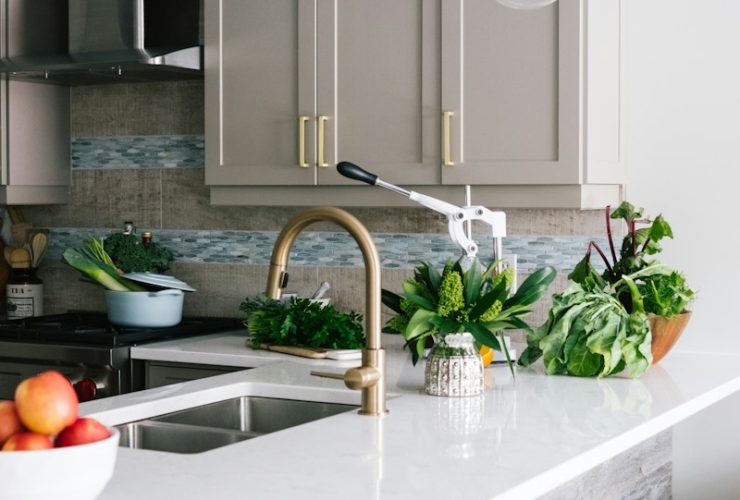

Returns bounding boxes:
[310,366,380,391]
[311,370,345,381]
[343,366,380,390]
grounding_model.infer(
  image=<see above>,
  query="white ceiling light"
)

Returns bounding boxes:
[496,0,557,9]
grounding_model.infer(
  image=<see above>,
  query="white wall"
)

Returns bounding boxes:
[625,1,740,497]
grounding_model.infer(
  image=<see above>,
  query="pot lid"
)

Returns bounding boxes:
[122,272,196,292]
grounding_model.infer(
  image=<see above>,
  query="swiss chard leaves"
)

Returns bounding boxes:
[518,283,652,378]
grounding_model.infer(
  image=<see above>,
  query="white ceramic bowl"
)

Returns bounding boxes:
[0,428,119,500]
[104,289,184,327]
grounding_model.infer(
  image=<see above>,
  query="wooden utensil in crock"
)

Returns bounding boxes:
[650,312,691,364]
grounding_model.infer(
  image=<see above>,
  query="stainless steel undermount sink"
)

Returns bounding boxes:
[117,396,357,454]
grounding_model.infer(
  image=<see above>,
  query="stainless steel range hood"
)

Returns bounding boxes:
[0,0,202,85]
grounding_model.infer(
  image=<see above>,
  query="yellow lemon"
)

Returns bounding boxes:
[479,345,494,368]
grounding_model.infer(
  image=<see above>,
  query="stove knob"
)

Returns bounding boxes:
[73,378,98,402]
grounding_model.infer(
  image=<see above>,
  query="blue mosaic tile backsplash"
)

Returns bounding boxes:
[47,228,607,272]
[72,135,204,169]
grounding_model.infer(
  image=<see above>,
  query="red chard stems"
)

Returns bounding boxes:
[605,205,618,264]
[588,241,614,274]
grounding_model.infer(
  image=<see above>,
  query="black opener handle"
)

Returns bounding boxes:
[337,162,378,186]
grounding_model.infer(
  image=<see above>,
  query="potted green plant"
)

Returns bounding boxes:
[382,258,556,395]
[518,202,695,378]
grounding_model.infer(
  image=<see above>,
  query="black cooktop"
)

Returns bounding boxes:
[0,312,243,347]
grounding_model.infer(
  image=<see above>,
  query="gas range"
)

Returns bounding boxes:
[0,312,241,347]
[0,312,243,401]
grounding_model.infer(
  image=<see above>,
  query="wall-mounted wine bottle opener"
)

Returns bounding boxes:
[336,162,506,272]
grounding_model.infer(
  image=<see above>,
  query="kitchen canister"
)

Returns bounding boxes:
[424,332,484,397]
[6,268,43,318]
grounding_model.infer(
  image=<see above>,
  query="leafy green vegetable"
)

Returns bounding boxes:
[518,283,652,378]
[63,247,145,292]
[568,201,694,317]
[382,258,556,374]
[636,271,694,317]
[104,233,174,274]
[240,295,364,350]
[82,237,116,267]
[519,199,694,379]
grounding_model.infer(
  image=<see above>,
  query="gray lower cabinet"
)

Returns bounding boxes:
[206,0,624,209]
[144,361,245,390]
[0,78,70,204]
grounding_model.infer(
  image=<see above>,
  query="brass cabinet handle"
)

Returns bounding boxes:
[298,116,309,167]
[443,111,454,166]
[318,115,329,167]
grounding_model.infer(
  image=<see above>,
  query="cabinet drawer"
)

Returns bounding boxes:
[145,361,245,389]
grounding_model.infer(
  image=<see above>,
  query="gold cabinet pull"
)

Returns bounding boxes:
[298,116,309,167]
[443,111,454,166]
[318,115,329,167]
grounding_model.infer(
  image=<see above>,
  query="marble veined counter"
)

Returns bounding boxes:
[81,334,740,500]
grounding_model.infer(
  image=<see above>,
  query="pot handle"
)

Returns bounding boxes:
[152,288,184,297]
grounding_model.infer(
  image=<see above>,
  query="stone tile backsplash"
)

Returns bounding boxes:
[72,135,204,169]
[49,227,606,273]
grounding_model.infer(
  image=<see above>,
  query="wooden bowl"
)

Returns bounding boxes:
[650,312,691,364]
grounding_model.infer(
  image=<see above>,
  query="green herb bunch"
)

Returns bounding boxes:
[382,258,556,371]
[518,201,694,378]
[240,295,365,350]
[104,233,174,274]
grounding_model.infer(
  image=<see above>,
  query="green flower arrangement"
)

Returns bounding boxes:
[382,258,556,373]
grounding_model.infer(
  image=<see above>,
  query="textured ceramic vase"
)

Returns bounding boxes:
[425,333,484,397]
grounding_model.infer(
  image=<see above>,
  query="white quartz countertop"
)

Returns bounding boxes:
[83,334,740,500]
[130,330,365,369]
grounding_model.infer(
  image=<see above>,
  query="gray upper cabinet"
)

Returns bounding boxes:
[205,0,316,186]
[207,0,624,209]
[0,0,71,205]
[441,0,624,188]
[206,0,440,188]
[316,0,440,186]
[0,78,70,205]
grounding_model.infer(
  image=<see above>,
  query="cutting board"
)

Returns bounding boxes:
[245,339,362,360]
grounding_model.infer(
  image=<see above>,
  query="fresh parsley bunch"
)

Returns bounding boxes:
[240,295,364,350]
[382,258,556,373]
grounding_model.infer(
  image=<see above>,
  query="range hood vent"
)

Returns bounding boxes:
[0,0,202,85]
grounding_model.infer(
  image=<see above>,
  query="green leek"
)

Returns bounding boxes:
[63,249,145,291]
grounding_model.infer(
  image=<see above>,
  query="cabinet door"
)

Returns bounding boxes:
[0,78,70,205]
[441,0,580,185]
[316,0,441,186]
[145,361,242,390]
[205,0,317,186]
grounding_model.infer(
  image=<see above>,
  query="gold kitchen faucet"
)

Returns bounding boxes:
[265,207,387,416]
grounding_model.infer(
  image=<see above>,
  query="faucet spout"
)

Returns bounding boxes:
[266,206,387,416]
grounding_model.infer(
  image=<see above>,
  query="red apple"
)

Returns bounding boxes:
[55,418,111,447]
[2,432,53,451]
[0,401,23,446]
[15,371,79,436]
